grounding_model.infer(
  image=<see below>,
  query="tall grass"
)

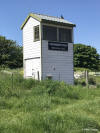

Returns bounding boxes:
[0,71,100,133]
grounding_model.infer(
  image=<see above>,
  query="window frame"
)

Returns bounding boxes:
[43,25,57,42]
[42,24,73,43]
[59,28,72,43]
[34,25,40,42]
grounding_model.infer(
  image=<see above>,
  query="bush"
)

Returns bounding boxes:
[74,79,78,85]
[81,80,86,86]
[88,77,96,85]
[75,78,86,86]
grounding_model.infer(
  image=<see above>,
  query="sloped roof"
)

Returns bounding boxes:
[21,13,76,30]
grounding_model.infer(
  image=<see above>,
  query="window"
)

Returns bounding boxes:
[43,25,72,43]
[59,28,72,43]
[34,25,40,41]
[43,25,57,41]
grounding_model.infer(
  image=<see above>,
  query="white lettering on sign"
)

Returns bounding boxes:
[48,42,68,51]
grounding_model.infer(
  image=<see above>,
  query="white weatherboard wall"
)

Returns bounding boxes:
[23,17,41,79]
[42,40,74,84]
[25,58,40,79]
[22,17,74,84]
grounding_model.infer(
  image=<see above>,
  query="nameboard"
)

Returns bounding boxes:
[48,42,68,51]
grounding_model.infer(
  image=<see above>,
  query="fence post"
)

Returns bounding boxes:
[37,71,40,81]
[85,70,88,87]
[12,73,14,89]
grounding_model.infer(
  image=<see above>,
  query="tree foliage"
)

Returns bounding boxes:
[0,35,23,68]
[74,44,100,70]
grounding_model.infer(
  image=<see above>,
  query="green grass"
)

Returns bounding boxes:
[0,70,100,133]
[74,67,91,72]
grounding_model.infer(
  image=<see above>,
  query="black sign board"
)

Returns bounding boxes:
[48,42,68,51]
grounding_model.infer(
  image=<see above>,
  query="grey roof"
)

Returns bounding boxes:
[21,13,76,29]
[33,13,75,25]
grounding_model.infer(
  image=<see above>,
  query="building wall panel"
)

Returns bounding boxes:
[42,40,74,84]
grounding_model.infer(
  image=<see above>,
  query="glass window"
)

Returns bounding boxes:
[43,25,57,41]
[34,25,40,41]
[59,28,72,43]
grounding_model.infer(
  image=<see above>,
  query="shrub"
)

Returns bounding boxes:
[75,78,86,86]
[81,80,86,86]
[74,79,78,85]
[88,77,96,85]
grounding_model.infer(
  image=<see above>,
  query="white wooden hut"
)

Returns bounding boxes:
[21,13,76,84]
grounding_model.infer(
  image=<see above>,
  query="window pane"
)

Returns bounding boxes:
[34,26,40,41]
[59,28,72,43]
[43,25,57,41]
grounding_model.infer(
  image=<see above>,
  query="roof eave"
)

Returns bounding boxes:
[21,13,76,30]
[41,19,76,27]
[20,13,42,30]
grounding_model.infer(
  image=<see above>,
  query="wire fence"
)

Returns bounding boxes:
[0,68,100,90]
[0,69,24,90]
[74,70,100,86]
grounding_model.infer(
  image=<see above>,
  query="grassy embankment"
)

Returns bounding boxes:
[0,69,100,133]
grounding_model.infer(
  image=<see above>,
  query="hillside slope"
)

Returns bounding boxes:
[0,71,100,133]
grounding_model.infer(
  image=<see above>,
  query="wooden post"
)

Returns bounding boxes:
[37,71,40,81]
[12,73,13,89]
[85,70,88,86]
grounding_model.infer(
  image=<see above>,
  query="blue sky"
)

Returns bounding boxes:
[0,0,100,53]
